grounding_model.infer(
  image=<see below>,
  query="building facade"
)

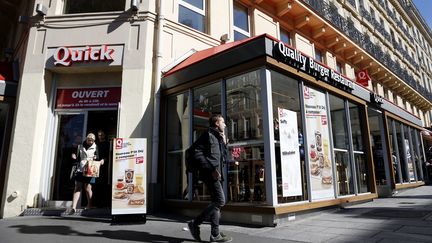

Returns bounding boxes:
[1,0,432,225]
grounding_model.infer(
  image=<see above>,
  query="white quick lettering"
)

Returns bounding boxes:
[53,45,114,66]
[71,90,110,99]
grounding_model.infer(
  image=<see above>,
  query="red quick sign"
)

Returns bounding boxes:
[56,87,121,109]
[53,45,114,66]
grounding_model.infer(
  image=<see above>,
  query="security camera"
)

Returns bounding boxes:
[220,34,230,43]
[131,0,139,11]
[35,3,47,16]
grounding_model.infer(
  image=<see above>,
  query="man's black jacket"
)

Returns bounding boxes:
[194,127,227,172]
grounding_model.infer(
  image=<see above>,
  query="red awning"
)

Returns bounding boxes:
[163,34,276,77]
[0,61,14,81]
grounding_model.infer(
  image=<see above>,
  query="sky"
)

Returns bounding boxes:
[412,0,432,31]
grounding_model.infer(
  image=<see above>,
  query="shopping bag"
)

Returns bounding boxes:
[83,160,101,177]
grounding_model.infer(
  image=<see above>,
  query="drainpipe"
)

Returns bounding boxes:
[151,0,164,185]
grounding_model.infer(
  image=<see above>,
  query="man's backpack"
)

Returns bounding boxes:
[185,131,211,173]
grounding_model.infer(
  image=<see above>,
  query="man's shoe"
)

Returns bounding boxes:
[187,220,201,242]
[210,232,232,243]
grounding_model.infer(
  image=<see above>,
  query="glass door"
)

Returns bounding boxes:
[368,108,391,196]
[51,112,87,200]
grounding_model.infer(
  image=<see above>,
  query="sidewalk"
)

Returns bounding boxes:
[2,185,432,242]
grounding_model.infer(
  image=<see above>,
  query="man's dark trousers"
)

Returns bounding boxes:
[193,173,225,237]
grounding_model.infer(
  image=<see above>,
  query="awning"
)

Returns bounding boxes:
[163,34,272,77]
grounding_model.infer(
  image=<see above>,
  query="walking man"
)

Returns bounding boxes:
[188,114,232,242]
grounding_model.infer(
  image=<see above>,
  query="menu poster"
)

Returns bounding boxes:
[112,138,147,215]
[278,108,302,197]
[303,86,334,200]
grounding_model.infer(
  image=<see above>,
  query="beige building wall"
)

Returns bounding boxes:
[2,1,158,217]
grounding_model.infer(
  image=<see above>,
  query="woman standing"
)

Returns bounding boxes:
[70,133,104,213]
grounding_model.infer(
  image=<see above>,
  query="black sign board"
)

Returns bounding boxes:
[273,41,355,91]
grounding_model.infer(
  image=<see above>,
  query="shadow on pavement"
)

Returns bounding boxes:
[54,216,112,224]
[9,225,191,242]
[97,229,191,242]
[392,195,432,199]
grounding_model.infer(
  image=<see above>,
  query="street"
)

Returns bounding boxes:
[2,185,432,242]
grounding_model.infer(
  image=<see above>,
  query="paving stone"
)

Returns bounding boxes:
[325,227,381,238]
[371,231,432,242]
[397,225,432,235]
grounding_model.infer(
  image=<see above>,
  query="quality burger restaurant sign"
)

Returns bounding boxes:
[273,41,355,92]
[46,44,124,69]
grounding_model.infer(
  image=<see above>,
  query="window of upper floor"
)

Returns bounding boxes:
[372,82,378,94]
[233,1,250,41]
[280,28,291,45]
[336,61,345,75]
[383,87,389,99]
[314,48,324,63]
[63,0,125,14]
[370,8,376,20]
[178,0,207,33]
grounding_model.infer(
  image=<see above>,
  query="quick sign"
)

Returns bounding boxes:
[274,41,355,91]
[56,87,121,109]
[53,45,114,66]
[370,92,384,105]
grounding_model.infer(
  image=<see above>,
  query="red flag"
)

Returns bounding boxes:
[356,70,370,87]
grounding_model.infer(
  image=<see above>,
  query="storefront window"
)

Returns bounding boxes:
[165,93,190,200]
[64,0,125,14]
[388,119,402,183]
[330,95,354,195]
[226,70,265,203]
[395,121,409,182]
[405,126,417,181]
[271,71,307,203]
[193,82,221,201]
[413,129,424,181]
[348,102,369,193]
[368,108,387,185]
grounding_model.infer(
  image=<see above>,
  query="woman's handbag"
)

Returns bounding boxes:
[69,145,82,180]
[69,164,77,180]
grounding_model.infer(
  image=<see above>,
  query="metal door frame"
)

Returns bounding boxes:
[47,111,88,202]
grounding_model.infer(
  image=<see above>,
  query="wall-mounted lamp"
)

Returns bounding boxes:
[131,0,139,11]
[35,3,47,16]
[18,15,30,24]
